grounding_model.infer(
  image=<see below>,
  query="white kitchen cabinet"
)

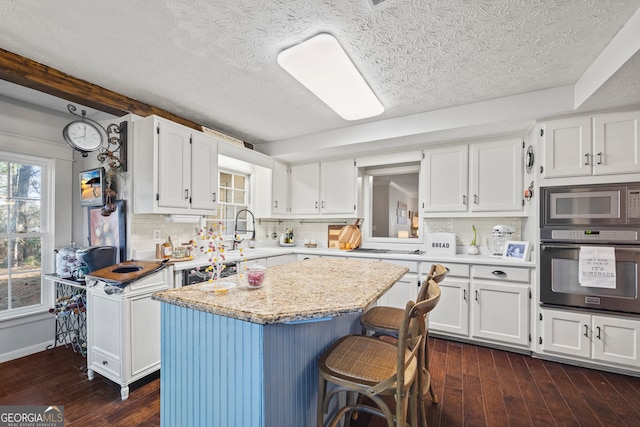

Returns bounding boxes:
[539,307,640,369]
[470,139,524,212]
[86,268,170,400]
[132,115,218,215]
[471,266,530,347]
[542,110,640,178]
[422,144,468,213]
[429,263,470,337]
[289,162,320,215]
[422,138,523,216]
[272,160,289,215]
[430,263,531,350]
[375,259,420,309]
[289,159,357,216]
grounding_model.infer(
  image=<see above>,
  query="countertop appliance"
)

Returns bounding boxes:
[540,183,640,314]
[487,225,515,256]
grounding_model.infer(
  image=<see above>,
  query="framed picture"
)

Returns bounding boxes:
[88,199,126,262]
[502,240,530,261]
[79,167,105,206]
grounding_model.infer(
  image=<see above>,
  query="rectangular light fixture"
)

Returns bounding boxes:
[277,33,384,121]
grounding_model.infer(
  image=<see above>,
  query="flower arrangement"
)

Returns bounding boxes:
[191,222,246,285]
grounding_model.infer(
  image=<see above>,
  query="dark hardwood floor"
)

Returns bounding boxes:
[1,337,640,426]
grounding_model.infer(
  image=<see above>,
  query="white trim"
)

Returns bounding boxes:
[0,340,54,364]
[0,130,72,160]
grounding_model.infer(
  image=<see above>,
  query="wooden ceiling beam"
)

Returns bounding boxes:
[0,47,202,131]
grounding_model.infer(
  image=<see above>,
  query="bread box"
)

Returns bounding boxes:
[426,232,456,255]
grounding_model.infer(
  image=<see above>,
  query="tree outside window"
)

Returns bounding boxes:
[0,160,44,313]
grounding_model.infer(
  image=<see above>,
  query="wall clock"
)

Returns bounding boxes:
[62,105,105,157]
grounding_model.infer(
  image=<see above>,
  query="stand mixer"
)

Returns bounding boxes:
[487,225,516,256]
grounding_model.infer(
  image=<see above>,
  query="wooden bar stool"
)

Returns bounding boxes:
[317,282,441,427]
[360,264,447,405]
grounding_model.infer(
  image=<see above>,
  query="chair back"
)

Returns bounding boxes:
[369,279,441,397]
[416,263,447,303]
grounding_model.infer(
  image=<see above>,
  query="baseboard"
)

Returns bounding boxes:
[0,340,53,364]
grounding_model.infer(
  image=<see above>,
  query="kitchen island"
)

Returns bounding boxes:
[152,258,408,427]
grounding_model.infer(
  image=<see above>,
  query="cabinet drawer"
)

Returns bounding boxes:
[91,348,122,379]
[440,263,469,278]
[383,259,418,273]
[472,265,530,283]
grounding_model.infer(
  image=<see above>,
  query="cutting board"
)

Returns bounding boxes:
[328,225,343,249]
[337,219,362,249]
[86,260,166,285]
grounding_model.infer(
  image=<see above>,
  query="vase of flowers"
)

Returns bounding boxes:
[191,222,246,287]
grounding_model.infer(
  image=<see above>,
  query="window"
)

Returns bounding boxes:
[0,155,49,318]
[209,170,248,237]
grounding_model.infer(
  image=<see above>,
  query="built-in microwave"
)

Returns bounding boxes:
[541,182,640,227]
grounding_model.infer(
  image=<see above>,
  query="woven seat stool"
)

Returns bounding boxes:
[317,284,440,427]
[360,264,447,407]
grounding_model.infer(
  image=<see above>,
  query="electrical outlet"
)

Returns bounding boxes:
[153,230,161,241]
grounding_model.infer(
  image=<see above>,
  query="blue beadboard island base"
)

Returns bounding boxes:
[160,303,360,427]
[153,258,409,427]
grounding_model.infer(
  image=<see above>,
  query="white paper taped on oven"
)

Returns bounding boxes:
[579,246,616,289]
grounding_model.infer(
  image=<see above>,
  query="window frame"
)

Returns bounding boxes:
[0,152,52,321]
[209,168,250,239]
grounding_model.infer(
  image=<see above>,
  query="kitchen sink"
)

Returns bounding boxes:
[111,265,143,274]
[349,248,424,255]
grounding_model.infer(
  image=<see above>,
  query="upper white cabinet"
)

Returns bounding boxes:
[422,144,468,213]
[133,116,218,215]
[289,159,357,216]
[272,160,289,215]
[542,110,640,179]
[422,138,524,216]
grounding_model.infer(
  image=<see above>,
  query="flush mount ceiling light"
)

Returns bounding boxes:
[277,33,384,121]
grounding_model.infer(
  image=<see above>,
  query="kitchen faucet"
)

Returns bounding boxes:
[233,209,256,250]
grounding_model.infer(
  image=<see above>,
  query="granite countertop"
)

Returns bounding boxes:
[152,258,408,325]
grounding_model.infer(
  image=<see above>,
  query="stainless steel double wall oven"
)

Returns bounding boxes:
[540,182,640,314]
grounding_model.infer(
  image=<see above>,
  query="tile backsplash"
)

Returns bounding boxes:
[129,214,525,255]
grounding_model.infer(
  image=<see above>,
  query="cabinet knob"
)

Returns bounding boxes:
[103,360,108,365]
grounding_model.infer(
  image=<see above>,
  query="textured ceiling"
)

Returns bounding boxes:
[0,0,638,160]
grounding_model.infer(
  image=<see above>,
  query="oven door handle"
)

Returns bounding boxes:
[542,243,640,253]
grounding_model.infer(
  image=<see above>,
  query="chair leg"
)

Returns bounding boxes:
[317,376,327,427]
[424,334,438,404]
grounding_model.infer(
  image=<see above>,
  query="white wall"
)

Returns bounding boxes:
[0,95,78,362]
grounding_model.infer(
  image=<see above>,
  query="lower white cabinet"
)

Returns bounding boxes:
[86,268,170,400]
[539,307,640,369]
[375,259,419,309]
[430,263,531,350]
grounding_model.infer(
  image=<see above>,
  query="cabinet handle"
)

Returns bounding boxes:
[596,326,602,339]
[475,290,478,301]
[184,189,189,200]
[462,194,467,205]
[322,201,326,208]
[474,194,478,204]
[315,201,318,209]
[212,192,216,202]
[463,289,467,301]
[274,200,278,208]
[584,324,589,337]
[584,153,590,165]
[597,152,603,165]
[491,270,507,278]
